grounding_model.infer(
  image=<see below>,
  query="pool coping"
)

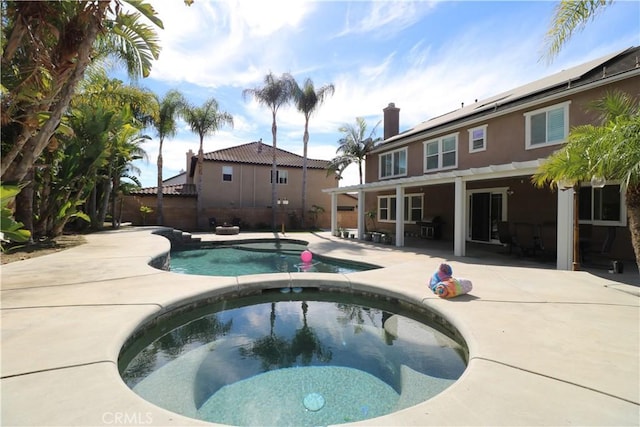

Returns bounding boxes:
[1,227,639,426]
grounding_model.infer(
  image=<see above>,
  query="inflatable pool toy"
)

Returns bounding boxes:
[428,263,452,291]
[301,250,313,263]
[434,277,473,298]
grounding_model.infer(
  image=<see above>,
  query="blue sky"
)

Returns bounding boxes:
[121,0,640,188]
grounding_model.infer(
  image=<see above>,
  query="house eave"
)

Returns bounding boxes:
[323,159,546,194]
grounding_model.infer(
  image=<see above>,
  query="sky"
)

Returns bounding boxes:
[119,0,640,188]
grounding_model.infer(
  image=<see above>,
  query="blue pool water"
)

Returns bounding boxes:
[170,241,378,276]
[120,292,467,426]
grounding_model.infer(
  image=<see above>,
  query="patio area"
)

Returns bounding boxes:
[1,227,638,426]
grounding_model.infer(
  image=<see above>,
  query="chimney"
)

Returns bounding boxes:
[186,149,194,184]
[383,102,400,140]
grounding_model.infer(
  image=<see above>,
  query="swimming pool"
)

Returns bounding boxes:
[170,240,379,276]
[120,290,467,426]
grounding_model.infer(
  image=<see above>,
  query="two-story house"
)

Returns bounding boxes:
[123,140,346,230]
[324,46,639,271]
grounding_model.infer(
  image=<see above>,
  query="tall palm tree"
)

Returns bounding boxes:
[1,0,162,184]
[327,117,380,185]
[543,0,614,63]
[532,90,640,270]
[293,78,335,227]
[183,98,233,229]
[151,90,187,225]
[243,72,297,229]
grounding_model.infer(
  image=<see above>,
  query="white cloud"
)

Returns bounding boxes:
[335,1,437,39]
[130,0,639,189]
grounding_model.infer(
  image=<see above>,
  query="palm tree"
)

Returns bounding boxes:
[183,98,233,229]
[327,117,380,185]
[532,90,640,271]
[151,90,187,225]
[1,0,162,184]
[543,0,614,63]
[293,78,335,227]
[243,72,297,229]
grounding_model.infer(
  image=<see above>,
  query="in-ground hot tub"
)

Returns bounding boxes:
[119,288,468,426]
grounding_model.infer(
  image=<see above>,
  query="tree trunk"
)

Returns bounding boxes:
[197,138,204,230]
[111,177,119,229]
[14,167,34,244]
[301,119,309,228]
[271,112,278,230]
[156,138,164,225]
[33,163,53,238]
[1,2,108,184]
[97,178,112,230]
[625,183,640,272]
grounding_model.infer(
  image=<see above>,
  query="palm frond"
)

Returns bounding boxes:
[541,0,612,63]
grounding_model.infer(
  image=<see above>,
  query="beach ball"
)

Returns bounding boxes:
[300,250,313,263]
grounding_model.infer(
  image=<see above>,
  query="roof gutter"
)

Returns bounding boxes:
[323,159,545,194]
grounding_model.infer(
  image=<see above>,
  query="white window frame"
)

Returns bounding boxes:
[524,101,570,150]
[377,193,423,223]
[378,147,408,179]
[270,169,288,185]
[468,125,487,153]
[424,132,458,172]
[578,182,627,226]
[222,165,233,182]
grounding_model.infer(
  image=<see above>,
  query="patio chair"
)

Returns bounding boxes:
[582,226,617,268]
[498,222,520,255]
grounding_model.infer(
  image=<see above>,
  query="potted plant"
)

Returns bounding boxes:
[342,228,350,238]
[371,232,382,243]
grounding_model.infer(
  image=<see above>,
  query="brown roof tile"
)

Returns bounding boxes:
[202,140,330,169]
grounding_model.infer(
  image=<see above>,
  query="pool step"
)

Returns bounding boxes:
[171,229,201,244]
[156,228,202,247]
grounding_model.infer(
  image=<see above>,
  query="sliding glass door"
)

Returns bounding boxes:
[468,190,506,242]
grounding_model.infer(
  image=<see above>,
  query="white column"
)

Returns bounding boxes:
[453,178,466,257]
[395,185,405,247]
[357,190,365,239]
[556,188,573,270]
[331,192,338,236]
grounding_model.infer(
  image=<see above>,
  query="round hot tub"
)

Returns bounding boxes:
[119,289,467,426]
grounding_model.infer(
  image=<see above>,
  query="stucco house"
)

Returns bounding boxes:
[324,46,639,271]
[122,140,350,231]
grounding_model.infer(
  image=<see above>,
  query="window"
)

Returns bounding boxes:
[222,166,233,182]
[579,183,625,225]
[468,125,487,153]
[270,169,288,184]
[379,148,407,179]
[424,133,458,172]
[378,194,423,222]
[524,101,570,149]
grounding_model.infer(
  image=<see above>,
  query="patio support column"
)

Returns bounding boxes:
[556,187,573,270]
[395,185,405,247]
[331,192,338,236]
[357,189,365,239]
[453,177,466,257]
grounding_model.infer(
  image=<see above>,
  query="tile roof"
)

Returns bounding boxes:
[200,140,331,169]
[130,183,196,196]
[376,46,640,149]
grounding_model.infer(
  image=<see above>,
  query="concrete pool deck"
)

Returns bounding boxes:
[1,227,638,426]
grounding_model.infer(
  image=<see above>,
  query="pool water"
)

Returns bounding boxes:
[120,292,467,426]
[170,242,378,276]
